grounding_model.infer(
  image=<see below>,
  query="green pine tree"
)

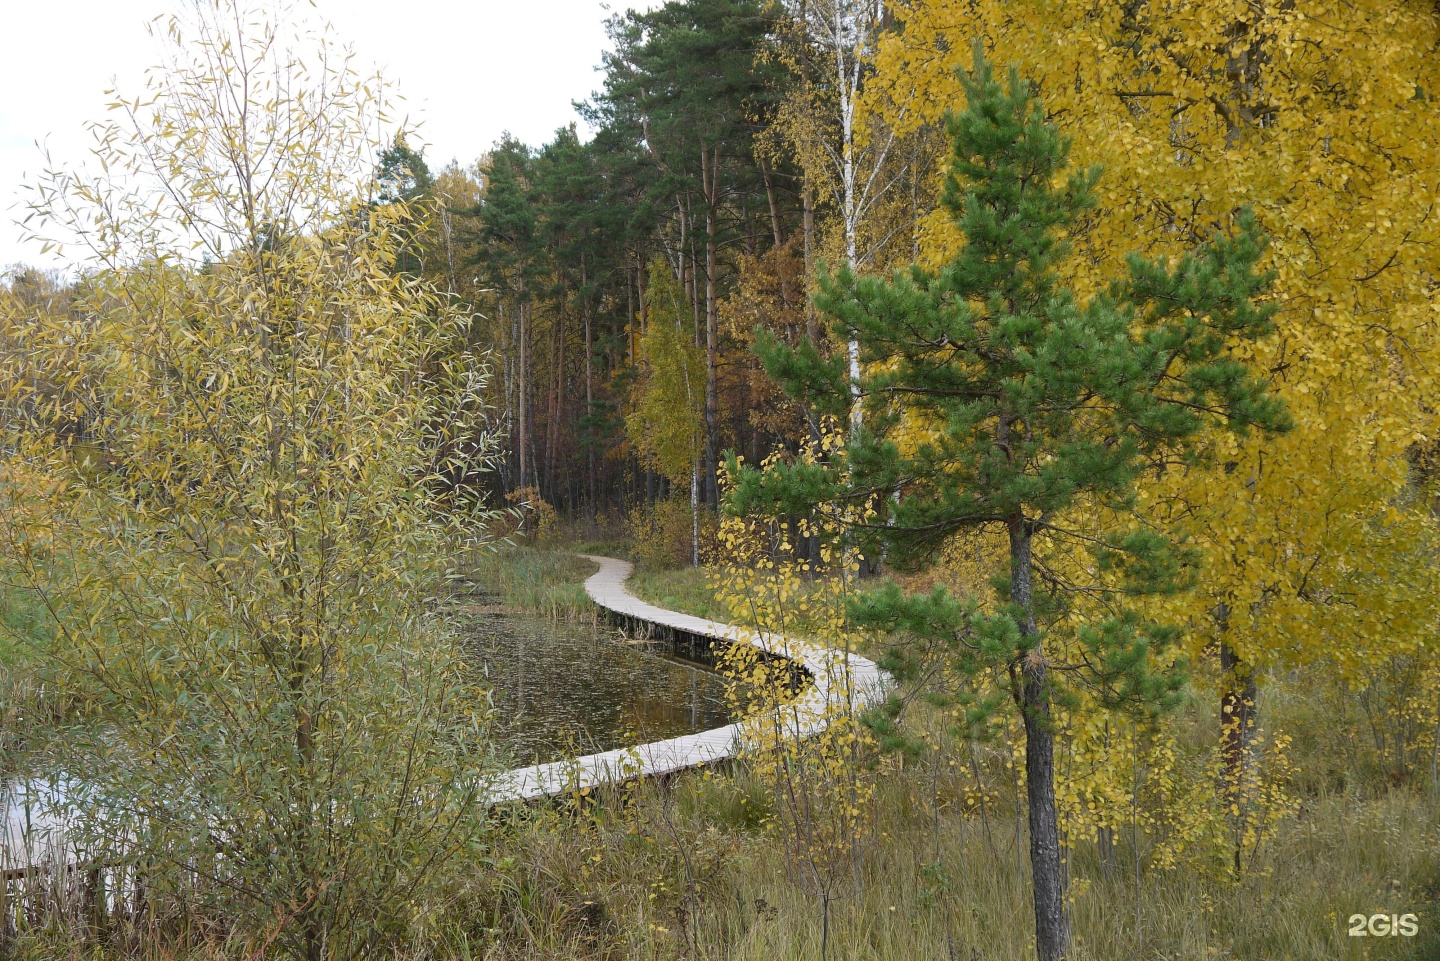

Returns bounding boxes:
[589,0,785,508]
[532,125,618,521]
[470,136,543,491]
[374,133,434,277]
[375,132,433,205]
[727,44,1290,961]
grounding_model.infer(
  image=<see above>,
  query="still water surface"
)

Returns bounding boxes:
[4,611,734,862]
[461,609,733,765]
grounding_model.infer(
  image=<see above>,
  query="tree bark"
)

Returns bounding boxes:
[1219,640,1256,785]
[799,0,818,352]
[1011,518,1070,961]
[837,17,862,439]
[1219,636,1257,876]
[583,256,596,527]
[499,299,515,489]
[691,457,701,568]
[702,143,721,510]
[546,305,563,500]
[626,260,636,366]
[524,298,535,495]
[760,158,784,249]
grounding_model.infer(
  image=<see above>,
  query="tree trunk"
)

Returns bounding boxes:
[290,597,320,961]
[626,260,636,366]
[760,159,784,249]
[545,308,562,501]
[678,198,691,325]
[691,458,700,568]
[1219,637,1257,876]
[1010,519,1070,961]
[1097,826,1115,879]
[583,258,596,528]
[802,182,816,347]
[798,0,819,353]
[499,299,514,490]
[1430,688,1440,795]
[702,144,721,510]
[839,45,862,439]
[1219,639,1257,786]
[524,296,535,492]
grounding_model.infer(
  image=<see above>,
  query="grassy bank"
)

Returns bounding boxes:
[461,544,603,620]
[465,734,1440,961]
[463,541,728,624]
[455,545,1440,961]
[466,542,803,628]
[628,564,731,623]
[7,545,1437,959]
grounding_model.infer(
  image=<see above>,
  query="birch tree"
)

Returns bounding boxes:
[775,0,907,432]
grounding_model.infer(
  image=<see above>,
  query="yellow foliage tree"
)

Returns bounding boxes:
[866,0,1440,765]
[710,463,878,961]
[628,260,708,565]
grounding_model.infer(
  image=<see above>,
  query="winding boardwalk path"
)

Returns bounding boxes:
[2,556,891,871]
[486,554,890,802]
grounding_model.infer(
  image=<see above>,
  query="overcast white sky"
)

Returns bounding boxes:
[0,0,655,271]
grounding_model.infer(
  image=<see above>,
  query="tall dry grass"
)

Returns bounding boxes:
[441,548,1440,961]
[462,546,600,622]
[5,547,1438,959]
[429,719,1439,961]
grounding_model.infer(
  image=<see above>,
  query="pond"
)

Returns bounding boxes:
[3,607,737,870]
[459,607,735,765]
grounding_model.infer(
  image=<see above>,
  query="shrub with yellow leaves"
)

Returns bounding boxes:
[711,460,879,961]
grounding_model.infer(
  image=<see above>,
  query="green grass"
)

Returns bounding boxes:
[0,581,50,669]
[463,541,729,624]
[461,544,599,620]
[627,563,731,623]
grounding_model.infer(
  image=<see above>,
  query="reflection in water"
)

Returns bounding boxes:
[1,610,733,873]
[460,610,732,765]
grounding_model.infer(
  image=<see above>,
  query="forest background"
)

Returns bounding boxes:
[5,0,1440,958]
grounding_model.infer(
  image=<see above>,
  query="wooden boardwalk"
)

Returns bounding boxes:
[2,555,892,868]
[486,554,890,802]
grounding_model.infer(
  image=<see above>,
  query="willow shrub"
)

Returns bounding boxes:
[0,3,502,956]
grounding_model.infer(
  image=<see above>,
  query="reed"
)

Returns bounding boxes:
[463,546,599,622]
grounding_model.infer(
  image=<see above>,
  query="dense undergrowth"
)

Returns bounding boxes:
[5,541,1439,959]
[462,745,1440,961]
[446,544,1440,960]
